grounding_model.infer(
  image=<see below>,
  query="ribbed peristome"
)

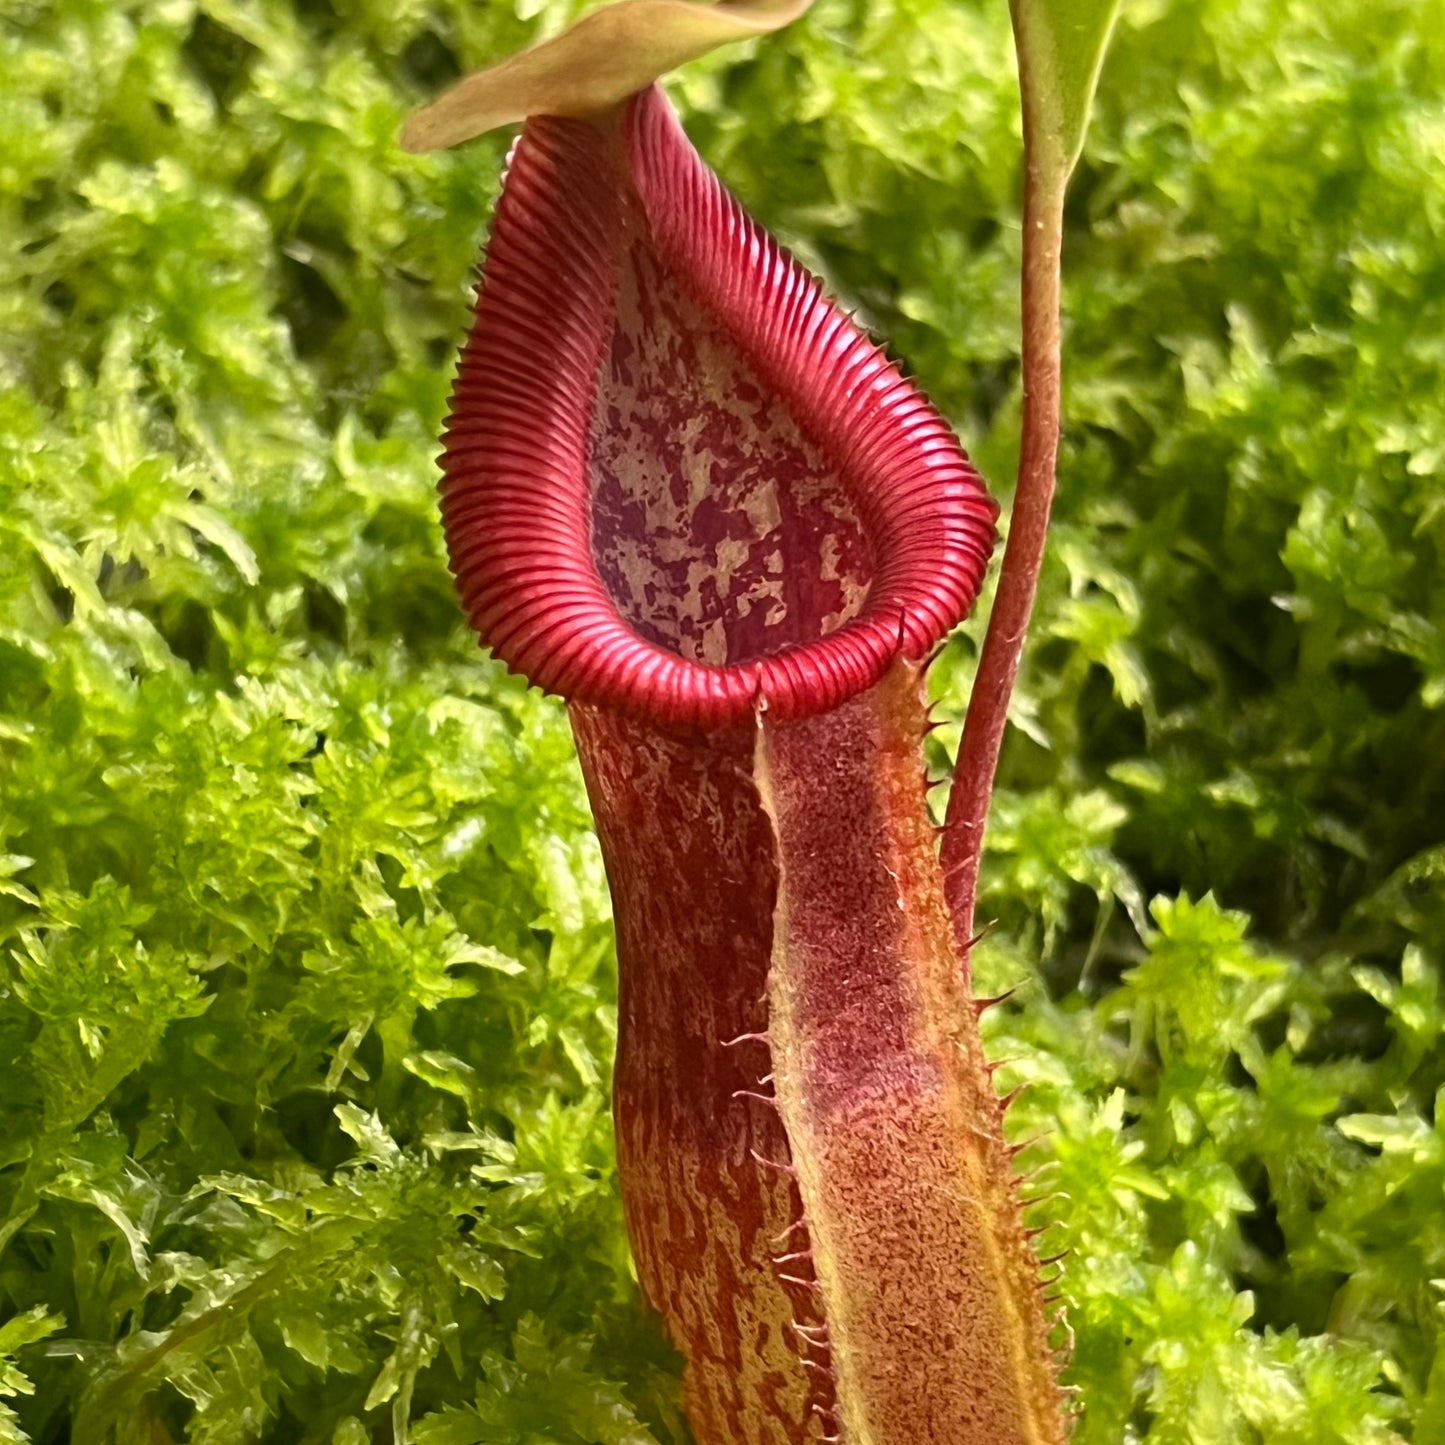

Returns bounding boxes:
[441,86,994,729]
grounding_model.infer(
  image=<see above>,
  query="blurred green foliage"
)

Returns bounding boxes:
[0,0,1440,1439]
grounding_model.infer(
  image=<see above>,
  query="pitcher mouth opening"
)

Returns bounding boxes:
[440,87,996,731]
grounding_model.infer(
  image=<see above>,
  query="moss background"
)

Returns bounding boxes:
[1,0,1442,1439]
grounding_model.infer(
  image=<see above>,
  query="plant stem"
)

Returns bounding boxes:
[941,156,1067,956]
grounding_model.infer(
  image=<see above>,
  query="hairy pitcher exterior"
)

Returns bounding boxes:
[436,85,1067,1444]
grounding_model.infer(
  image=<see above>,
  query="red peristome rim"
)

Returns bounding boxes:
[440,86,996,731]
